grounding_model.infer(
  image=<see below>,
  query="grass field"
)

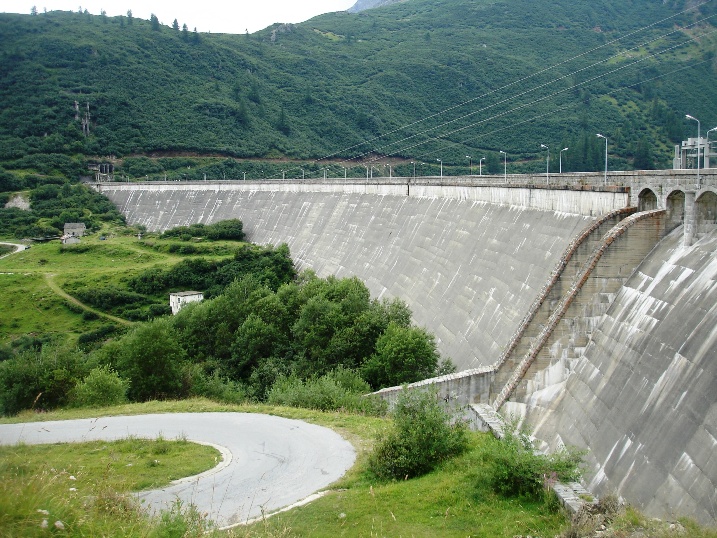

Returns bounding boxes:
[0,435,220,537]
[0,399,571,538]
[0,228,239,346]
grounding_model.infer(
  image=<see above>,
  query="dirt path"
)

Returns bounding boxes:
[43,273,134,327]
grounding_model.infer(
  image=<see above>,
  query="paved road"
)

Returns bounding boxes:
[0,413,356,528]
[0,241,27,260]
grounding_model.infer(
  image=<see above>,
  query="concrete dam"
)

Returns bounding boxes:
[98,169,717,525]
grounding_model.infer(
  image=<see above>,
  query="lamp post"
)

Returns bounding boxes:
[596,134,608,185]
[560,147,569,174]
[466,155,472,175]
[411,161,416,178]
[479,156,485,176]
[437,159,443,178]
[540,144,550,184]
[499,150,507,183]
[707,127,717,170]
[686,115,701,186]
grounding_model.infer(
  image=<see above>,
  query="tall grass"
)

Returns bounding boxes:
[0,437,219,537]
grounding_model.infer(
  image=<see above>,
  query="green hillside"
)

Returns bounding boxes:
[1,0,716,179]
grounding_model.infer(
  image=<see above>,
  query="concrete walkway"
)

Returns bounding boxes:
[0,413,356,529]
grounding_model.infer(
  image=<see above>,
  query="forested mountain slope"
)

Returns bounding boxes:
[1,0,716,176]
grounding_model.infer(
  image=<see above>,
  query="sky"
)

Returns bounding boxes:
[1,0,357,34]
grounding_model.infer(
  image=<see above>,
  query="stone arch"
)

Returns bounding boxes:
[695,190,717,238]
[638,188,659,212]
[665,189,685,232]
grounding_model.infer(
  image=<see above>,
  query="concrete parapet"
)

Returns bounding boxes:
[374,367,494,409]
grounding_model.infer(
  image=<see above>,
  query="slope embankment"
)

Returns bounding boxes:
[98,181,620,370]
[525,226,717,525]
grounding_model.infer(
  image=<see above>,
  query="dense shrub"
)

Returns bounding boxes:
[362,323,440,389]
[483,420,584,499]
[368,388,468,480]
[70,365,129,408]
[183,363,248,404]
[101,318,187,402]
[0,346,91,415]
[160,219,244,241]
[267,368,387,415]
[77,324,119,348]
[74,285,148,309]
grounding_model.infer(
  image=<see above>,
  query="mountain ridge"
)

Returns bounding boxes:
[0,0,715,179]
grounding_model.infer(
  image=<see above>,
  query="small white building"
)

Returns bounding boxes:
[169,291,204,314]
[64,223,86,237]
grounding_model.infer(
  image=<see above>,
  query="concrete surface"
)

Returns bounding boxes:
[524,227,717,526]
[99,183,600,370]
[0,413,356,528]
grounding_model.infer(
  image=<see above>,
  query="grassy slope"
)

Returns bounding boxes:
[0,399,569,538]
[0,227,236,346]
[0,436,220,537]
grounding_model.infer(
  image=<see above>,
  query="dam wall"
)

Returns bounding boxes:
[98,180,625,370]
[522,227,717,525]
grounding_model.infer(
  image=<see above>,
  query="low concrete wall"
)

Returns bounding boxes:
[99,181,607,370]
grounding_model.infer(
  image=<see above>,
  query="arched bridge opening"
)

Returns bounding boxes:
[638,188,658,212]
[665,190,685,232]
[696,191,717,238]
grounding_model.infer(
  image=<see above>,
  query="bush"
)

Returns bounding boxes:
[0,346,90,415]
[362,323,441,389]
[107,318,187,402]
[368,388,468,480]
[71,365,129,408]
[484,420,584,499]
[267,367,387,415]
[183,364,248,405]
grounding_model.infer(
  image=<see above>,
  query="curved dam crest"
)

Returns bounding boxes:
[99,180,615,370]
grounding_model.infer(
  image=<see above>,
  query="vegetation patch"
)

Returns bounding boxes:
[0,436,219,537]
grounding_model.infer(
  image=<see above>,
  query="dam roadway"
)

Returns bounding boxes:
[97,169,717,525]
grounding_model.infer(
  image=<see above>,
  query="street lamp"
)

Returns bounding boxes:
[686,114,701,186]
[596,134,608,185]
[466,155,472,175]
[707,127,717,170]
[499,150,507,182]
[560,147,569,174]
[479,156,485,176]
[411,161,416,178]
[540,144,550,184]
[437,158,443,178]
